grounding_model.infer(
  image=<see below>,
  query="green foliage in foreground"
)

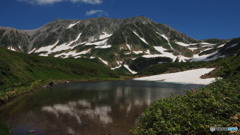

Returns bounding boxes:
[131,75,240,135]
[131,52,240,134]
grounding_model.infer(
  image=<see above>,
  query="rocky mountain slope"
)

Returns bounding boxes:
[0,16,239,73]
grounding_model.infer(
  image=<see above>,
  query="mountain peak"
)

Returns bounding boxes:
[123,16,155,24]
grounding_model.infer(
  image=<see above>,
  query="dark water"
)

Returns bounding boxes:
[0,80,203,135]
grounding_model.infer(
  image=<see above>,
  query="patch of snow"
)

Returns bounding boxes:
[98,57,108,65]
[188,47,198,51]
[131,57,137,60]
[177,55,190,62]
[95,45,111,49]
[19,46,24,52]
[35,40,59,53]
[126,44,132,50]
[199,42,216,47]
[125,52,131,55]
[111,65,122,70]
[134,68,216,85]
[175,42,197,47]
[217,43,226,48]
[151,46,177,60]
[111,61,123,70]
[28,48,36,54]
[7,46,16,51]
[67,21,80,29]
[200,42,213,45]
[75,56,82,59]
[52,43,71,52]
[54,49,91,58]
[39,53,48,56]
[156,32,169,43]
[227,43,238,49]
[191,51,219,61]
[156,32,173,49]
[145,50,150,54]
[124,64,137,74]
[116,61,123,65]
[133,31,148,44]
[76,49,91,55]
[99,32,112,40]
[208,55,225,61]
[85,39,108,46]
[119,47,125,50]
[133,51,143,54]
[73,33,82,43]
[202,47,214,52]
[154,46,167,52]
[35,33,82,56]
[144,46,190,62]
[142,54,164,58]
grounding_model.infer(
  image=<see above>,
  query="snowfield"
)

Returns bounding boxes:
[134,68,216,85]
[34,33,82,56]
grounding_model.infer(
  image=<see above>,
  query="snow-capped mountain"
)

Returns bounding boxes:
[0,16,239,73]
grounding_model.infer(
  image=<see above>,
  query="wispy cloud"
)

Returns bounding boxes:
[71,0,102,5]
[18,0,103,5]
[86,9,108,16]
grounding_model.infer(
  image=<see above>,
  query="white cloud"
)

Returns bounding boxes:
[18,0,62,5]
[18,0,103,5]
[86,9,108,16]
[71,0,102,5]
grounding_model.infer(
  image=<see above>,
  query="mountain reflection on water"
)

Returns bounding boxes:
[1,80,203,135]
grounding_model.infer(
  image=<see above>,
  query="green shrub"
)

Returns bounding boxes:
[131,76,240,135]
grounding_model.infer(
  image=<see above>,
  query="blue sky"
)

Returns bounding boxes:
[0,0,239,40]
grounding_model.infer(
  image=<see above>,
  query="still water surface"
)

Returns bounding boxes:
[1,80,203,135]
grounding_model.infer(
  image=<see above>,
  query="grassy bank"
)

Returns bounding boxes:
[0,47,120,105]
[131,53,240,134]
[0,122,10,135]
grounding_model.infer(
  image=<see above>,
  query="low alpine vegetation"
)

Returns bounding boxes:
[131,52,240,134]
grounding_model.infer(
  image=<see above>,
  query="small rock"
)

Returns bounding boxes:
[41,85,48,88]
[49,81,56,87]
[64,80,70,84]
[28,130,35,134]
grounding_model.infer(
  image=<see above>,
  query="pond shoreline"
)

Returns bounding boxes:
[0,77,130,109]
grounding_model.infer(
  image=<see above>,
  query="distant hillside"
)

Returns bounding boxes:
[0,47,118,91]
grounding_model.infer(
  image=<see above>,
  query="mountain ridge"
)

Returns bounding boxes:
[0,16,239,73]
